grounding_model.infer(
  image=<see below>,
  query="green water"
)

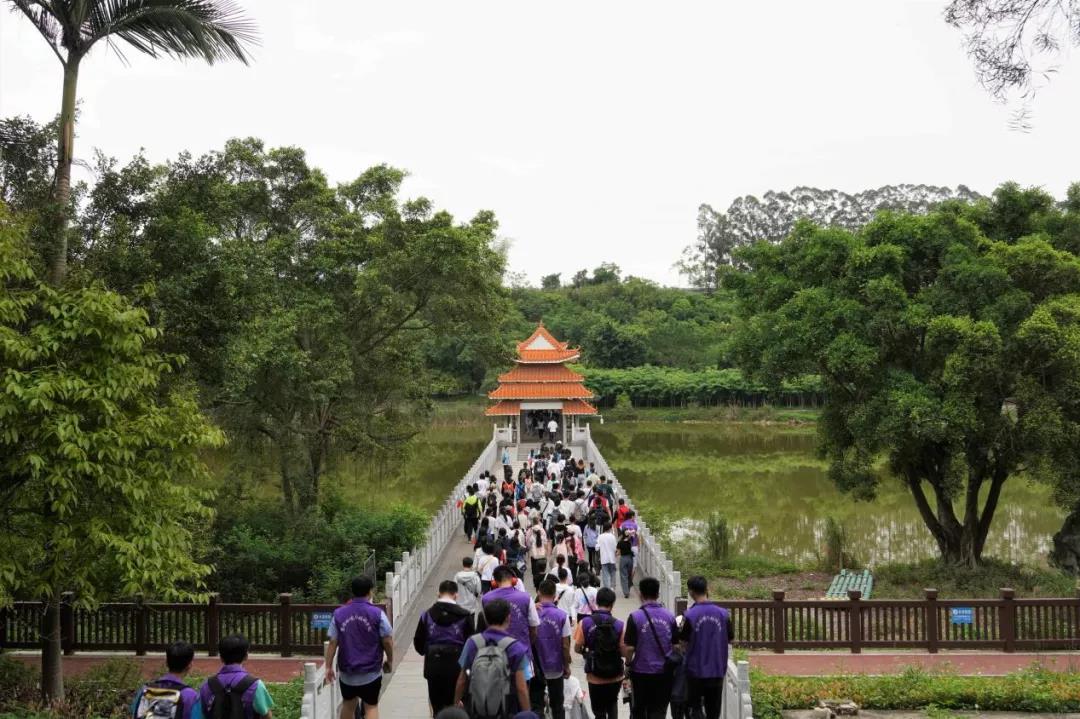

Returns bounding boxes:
[590,422,1064,566]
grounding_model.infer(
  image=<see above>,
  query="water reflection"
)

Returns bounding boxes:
[592,422,1063,566]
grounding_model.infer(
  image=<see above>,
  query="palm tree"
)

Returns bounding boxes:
[9,0,258,286]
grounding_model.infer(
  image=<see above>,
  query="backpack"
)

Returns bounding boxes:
[468,635,516,719]
[588,614,623,679]
[135,681,185,719]
[207,674,259,719]
[463,496,480,519]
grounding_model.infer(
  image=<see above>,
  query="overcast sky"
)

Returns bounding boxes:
[3,1,1079,286]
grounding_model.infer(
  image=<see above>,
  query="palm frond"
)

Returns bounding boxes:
[85,0,257,64]
[8,0,65,61]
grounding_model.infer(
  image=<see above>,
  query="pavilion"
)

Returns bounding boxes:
[485,323,598,444]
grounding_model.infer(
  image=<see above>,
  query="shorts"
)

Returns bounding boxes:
[340,676,381,705]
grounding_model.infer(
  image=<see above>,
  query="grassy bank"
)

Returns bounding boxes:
[753,667,1080,719]
[604,404,820,424]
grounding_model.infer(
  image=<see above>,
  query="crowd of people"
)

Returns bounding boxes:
[129,442,734,719]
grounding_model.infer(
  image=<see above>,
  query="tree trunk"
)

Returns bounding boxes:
[41,596,64,703]
[49,60,79,286]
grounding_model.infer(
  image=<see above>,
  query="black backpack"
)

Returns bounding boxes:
[207,675,259,719]
[587,614,623,679]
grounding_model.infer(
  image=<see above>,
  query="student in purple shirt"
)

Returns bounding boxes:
[454,598,533,715]
[529,580,572,719]
[326,576,393,719]
[680,576,734,719]
[620,577,678,719]
[195,635,275,719]
[131,642,199,719]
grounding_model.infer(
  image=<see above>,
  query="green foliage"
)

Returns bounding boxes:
[820,517,860,572]
[752,667,1080,719]
[0,205,223,605]
[61,660,142,719]
[268,679,304,719]
[873,558,1077,599]
[0,656,37,709]
[208,493,429,602]
[582,366,822,407]
[727,184,1080,565]
[705,513,731,561]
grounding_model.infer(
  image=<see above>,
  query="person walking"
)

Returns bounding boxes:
[325,576,393,719]
[547,417,558,443]
[681,576,734,719]
[530,580,572,719]
[131,641,199,719]
[527,516,549,590]
[621,578,678,719]
[454,557,483,617]
[454,598,533,717]
[195,634,275,719]
[463,487,481,541]
[480,566,540,647]
[617,525,635,599]
[597,523,617,590]
[572,588,624,719]
[414,580,476,716]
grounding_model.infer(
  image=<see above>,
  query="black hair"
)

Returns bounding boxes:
[351,575,374,597]
[165,641,195,673]
[492,565,515,583]
[219,634,249,664]
[439,580,459,595]
[484,598,512,626]
[463,556,474,567]
[596,587,616,608]
[687,575,708,596]
[639,577,660,600]
[557,567,568,581]
[617,498,625,505]
[538,579,557,598]
[576,571,591,586]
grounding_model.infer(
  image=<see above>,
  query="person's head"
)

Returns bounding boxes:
[219,634,249,665]
[492,565,516,587]
[617,498,625,506]
[576,571,591,587]
[498,528,508,538]
[468,486,476,496]
[351,575,374,598]
[434,708,471,719]
[687,575,708,599]
[555,554,566,567]
[558,567,569,583]
[483,598,512,629]
[603,523,612,532]
[439,579,459,600]
[639,577,661,601]
[462,556,474,569]
[538,579,557,601]
[165,641,195,675]
[626,510,635,520]
[482,541,495,556]
[532,515,541,526]
[595,587,616,610]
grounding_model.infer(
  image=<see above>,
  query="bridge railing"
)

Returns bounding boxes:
[583,426,681,610]
[724,659,754,719]
[300,642,340,719]
[383,433,498,643]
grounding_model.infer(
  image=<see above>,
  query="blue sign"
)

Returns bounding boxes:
[950,607,974,625]
[311,612,333,631]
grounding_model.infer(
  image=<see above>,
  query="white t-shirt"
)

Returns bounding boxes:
[555,583,576,617]
[573,585,598,618]
[476,551,499,581]
[477,478,489,495]
[597,532,618,565]
[559,499,575,522]
[548,420,558,433]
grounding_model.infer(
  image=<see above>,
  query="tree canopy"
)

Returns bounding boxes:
[727,183,1080,565]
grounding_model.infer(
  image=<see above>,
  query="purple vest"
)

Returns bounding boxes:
[423,611,468,649]
[333,598,386,674]
[629,603,677,675]
[685,602,731,678]
[483,586,533,645]
[581,611,625,650]
[534,602,567,677]
[197,666,260,719]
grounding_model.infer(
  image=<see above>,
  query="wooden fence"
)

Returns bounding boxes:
[675,588,1080,653]
[0,594,390,658]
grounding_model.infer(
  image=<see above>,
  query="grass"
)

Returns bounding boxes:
[873,558,1079,599]
[752,666,1080,719]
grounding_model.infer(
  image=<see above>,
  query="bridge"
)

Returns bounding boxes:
[298,424,754,719]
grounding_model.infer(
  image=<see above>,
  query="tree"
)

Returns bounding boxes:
[727,186,1080,566]
[0,205,223,702]
[9,0,257,285]
[945,0,1080,127]
[680,185,985,289]
[541,273,561,290]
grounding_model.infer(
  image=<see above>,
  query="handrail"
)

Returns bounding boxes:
[383,434,498,642]
[584,427,682,610]
[300,642,340,719]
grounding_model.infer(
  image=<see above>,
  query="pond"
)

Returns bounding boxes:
[590,422,1064,566]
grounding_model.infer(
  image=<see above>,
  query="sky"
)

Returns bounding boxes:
[3,1,1080,287]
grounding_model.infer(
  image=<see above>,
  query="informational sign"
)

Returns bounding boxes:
[310,611,333,631]
[949,607,974,625]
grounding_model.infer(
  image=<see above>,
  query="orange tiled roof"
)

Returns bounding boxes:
[515,349,581,363]
[485,401,521,416]
[561,399,599,415]
[488,382,594,400]
[516,324,569,352]
[498,365,584,383]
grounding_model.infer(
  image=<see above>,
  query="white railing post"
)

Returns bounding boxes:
[737,660,752,719]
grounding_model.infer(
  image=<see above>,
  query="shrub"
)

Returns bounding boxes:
[819,516,859,572]
[0,656,37,709]
[705,513,730,561]
[62,658,142,718]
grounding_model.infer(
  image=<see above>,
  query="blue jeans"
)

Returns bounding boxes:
[601,563,617,589]
[619,555,634,596]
